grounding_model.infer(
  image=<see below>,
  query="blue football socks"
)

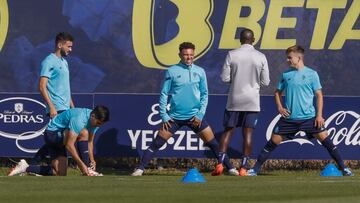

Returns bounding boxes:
[253,140,278,172]
[77,141,90,166]
[26,165,53,176]
[138,135,167,170]
[321,136,346,170]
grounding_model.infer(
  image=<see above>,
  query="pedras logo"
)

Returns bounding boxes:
[0,97,48,153]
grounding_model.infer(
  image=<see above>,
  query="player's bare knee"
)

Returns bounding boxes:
[199,127,215,142]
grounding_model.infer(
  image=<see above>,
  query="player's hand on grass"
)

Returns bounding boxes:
[90,161,96,171]
[80,163,89,176]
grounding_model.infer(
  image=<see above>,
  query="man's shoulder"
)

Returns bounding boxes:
[304,66,317,73]
[281,68,296,76]
[41,53,60,65]
[192,63,204,70]
[229,46,266,57]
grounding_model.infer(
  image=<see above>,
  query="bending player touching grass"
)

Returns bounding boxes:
[247,45,353,176]
[36,32,101,175]
[8,106,109,176]
[132,42,238,176]
[213,28,270,177]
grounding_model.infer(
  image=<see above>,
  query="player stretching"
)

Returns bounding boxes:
[132,42,238,176]
[247,45,353,176]
[8,106,109,176]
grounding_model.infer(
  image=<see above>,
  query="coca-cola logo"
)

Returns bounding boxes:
[266,111,360,146]
[326,111,360,146]
[0,97,48,153]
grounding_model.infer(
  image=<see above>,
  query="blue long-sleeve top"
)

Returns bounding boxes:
[159,63,208,122]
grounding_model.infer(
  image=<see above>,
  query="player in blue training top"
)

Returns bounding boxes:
[8,105,110,176]
[40,32,74,118]
[246,45,353,176]
[131,42,236,176]
[36,32,100,175]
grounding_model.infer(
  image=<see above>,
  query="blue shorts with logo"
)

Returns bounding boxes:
[166,118,209,134]
[43,130,67,159]
[272,117,326,140]
[223,110,258,129]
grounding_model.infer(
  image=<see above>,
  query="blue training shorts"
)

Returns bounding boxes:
[43,130,67,159]
[223,110,258,128]
[166,118,209,134]
[272,117,326,140]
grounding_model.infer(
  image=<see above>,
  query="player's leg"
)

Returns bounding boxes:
[76,129,90,167]
[10,130,65,176]
[195,121,236,175]
[239,112,258,175]
[132,120,179,176]
[217,110,237,173]
[217,127,237,175]
[30,144,50,164]
[314,131,353,176]
[51,156,68,176]
[247,133,282,176]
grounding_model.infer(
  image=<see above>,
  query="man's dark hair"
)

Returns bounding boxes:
[240,28,254,44]
[286,45,305,55]
[55,32,74,46]
[91,105,110,122]
[179,42,195,52]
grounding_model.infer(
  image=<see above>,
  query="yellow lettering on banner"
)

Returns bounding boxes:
[307,0,347,49]
[219,0,265,49]
[261,0,304,49]
[0,0,9,51]
[132,0,214,69]
[329,0,360,49]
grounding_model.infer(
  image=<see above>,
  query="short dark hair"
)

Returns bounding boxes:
[55,32,74,45]
[91,105,110,122]
[286,45,305,55]
[240,28,254,44]
[179,42,195,52]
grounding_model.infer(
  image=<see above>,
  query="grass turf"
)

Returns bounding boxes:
[0,168,359,203]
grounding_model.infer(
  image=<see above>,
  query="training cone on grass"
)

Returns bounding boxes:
[320,163,343,176]
[182,168,207,183]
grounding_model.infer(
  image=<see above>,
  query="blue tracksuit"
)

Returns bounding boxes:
[159,63,208,122]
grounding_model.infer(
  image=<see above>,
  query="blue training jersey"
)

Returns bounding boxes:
[40,53,71,113]
[159,63,208,122]
[277,66,322,120]
[47,108,98,135]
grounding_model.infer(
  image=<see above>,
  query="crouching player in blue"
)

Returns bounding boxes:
[247,45,353,176]
[8,105,110,176]
[132,42,237,176]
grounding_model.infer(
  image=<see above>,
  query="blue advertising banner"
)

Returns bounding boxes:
[0,0,359,95]
[1,93,359,159]
[0,0,359,159]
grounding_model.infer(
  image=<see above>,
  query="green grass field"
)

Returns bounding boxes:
[0,168,359,203]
